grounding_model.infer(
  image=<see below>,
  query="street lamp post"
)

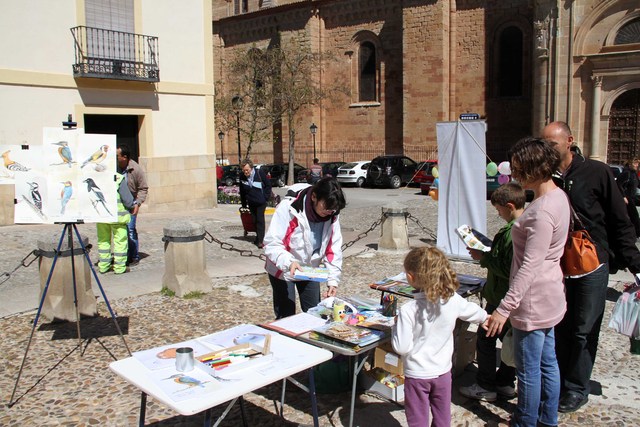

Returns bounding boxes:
[310,122,318,160]
[217,131,225,163]
[232,95,244,164]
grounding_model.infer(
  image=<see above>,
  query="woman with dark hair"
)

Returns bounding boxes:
[484,137,570,427]
[264,177,346,319]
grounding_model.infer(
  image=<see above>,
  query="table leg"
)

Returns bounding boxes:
[348,354,371,427]
[138,392,147,427]
[239,396,248,427]
[279,378,287,417]
[308,368,320,427]
[203,408,211,427]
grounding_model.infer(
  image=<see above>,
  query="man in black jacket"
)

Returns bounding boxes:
[543,121,640,412]
[239,159,272,248]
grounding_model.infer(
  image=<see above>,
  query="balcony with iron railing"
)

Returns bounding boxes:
[71,26,159,82]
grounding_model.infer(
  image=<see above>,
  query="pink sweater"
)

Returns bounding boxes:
[496,187,570,331]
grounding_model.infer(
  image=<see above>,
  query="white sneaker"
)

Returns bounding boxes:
[459,383,497,402]
[496,385,516,398]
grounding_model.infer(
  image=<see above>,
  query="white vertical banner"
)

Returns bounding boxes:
[436,120,487,258]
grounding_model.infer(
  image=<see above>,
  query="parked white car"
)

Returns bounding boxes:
[336,161,371,187]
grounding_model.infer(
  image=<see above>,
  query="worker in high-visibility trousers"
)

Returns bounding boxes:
[97,174,135,274]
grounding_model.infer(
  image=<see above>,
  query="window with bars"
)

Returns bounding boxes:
[615,18,640,45]
[359,42,377,102]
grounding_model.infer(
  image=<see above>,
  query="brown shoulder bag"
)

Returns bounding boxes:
[560,203,599,277]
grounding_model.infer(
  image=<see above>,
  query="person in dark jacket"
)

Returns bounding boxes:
[239,159,271,248]
[459,182,525,402]
[616,158,640,238]
[543,121,640,413]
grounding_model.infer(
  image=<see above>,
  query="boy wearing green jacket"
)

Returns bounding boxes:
[459,182,526,402]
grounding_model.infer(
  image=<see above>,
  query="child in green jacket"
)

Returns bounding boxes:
[459,182,526,401]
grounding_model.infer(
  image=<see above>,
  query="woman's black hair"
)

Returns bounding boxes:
[312,177,346,213]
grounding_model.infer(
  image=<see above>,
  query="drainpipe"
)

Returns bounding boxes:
[449,0,456,121]
[566,1,573,123]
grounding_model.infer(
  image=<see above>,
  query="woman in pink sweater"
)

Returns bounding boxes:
[485,138,570,427]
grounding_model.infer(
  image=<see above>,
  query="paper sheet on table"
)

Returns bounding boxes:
[132,339,214,371]
[198,324,273,349]
[265,312,328,336]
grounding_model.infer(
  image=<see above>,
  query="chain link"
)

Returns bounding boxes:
[406,212,437,240]
[0,249,41,286]
[204,230,267,261]
[341,217,383,251]
[203,209,434,263]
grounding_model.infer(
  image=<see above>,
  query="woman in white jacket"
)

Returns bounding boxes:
[264,177,346,319]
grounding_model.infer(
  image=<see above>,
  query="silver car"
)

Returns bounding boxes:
[336,161,370,187]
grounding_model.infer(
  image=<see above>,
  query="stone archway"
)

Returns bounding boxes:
[607,88,640,164]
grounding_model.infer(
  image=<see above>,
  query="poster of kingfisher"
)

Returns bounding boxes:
[3,128,118,224]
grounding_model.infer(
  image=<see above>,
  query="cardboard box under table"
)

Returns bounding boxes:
[359,342,405,402]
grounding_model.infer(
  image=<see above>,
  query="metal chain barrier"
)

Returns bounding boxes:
[406,212,437,240]
[341,217,383,251]
[0,249,41,286]
[204,230,267,261]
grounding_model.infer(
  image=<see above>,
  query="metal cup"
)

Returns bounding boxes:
[175,347,195,372]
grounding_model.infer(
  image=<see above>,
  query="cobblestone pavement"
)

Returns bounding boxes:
[1,191,639,426]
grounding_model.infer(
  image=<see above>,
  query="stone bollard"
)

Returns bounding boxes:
[379,203,410,251]
[162,220,211,297]
[37,232,97,322]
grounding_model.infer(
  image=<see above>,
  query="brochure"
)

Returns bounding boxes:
[294,266,330,282]
[309,321,387,348]
[261,312,329,337]
[456,224,492,252]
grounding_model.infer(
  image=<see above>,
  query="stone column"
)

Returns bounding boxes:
[379,203,409,251]
[37,232,96,322]
[590,75,603,160]
[162,220,211,297]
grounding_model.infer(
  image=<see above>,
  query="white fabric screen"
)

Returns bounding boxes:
[436,120,488,258]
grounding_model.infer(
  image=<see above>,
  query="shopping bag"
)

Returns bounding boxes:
[608,283,640,339]
[500,328,516,367]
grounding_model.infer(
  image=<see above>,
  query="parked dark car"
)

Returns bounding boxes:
[297,161,347,183]
[221,164,241,187]
[365,155,419,189]
[262,162,306,187]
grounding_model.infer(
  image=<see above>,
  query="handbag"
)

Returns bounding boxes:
[560,202,599,277]
[608,283,640,339]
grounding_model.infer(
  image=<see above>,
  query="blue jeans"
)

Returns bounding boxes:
[512,327,560,427]
[555,264,609,398]
[127,213,139,262]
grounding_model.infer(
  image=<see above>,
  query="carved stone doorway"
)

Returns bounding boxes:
[608,88,640,165]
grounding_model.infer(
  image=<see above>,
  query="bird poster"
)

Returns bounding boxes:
[8,128,119,224]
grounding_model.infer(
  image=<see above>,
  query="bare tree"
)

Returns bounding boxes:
[214,46,273,163]
[267,35,345,185]
[215,35,345,178]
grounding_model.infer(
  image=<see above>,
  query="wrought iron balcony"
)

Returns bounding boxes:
[71,26,159,82]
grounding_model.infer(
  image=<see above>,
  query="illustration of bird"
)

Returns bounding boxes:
[53,141,73,168]
[2,150,30,172]
[81,145,109,170]
[60,181,73,214]
[28,182,42,212]
[83,178,112,216]
[163,374,210,389]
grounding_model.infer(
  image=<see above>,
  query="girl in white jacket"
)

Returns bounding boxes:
[264,177,346,318]
[392,247,487,426]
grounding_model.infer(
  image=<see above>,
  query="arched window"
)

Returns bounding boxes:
[497,26,523,97]
[359,42,377,102]
[615,18,640,45]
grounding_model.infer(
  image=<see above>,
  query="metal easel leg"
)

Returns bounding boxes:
[9,224,70,406]
[72,223,131,355]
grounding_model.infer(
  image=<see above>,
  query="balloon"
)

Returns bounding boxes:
[431,166,439,179]
[433,178,439,188]
[486,162,498,177]
[429,189,439,201]
[498,174,511,185]
[498,161,511,175]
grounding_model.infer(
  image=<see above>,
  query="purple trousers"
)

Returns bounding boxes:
[404,371,452,427]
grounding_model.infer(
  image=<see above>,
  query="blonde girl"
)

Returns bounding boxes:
[392,247,487,427]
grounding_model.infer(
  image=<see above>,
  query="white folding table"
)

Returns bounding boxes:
[110,325,332,426]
